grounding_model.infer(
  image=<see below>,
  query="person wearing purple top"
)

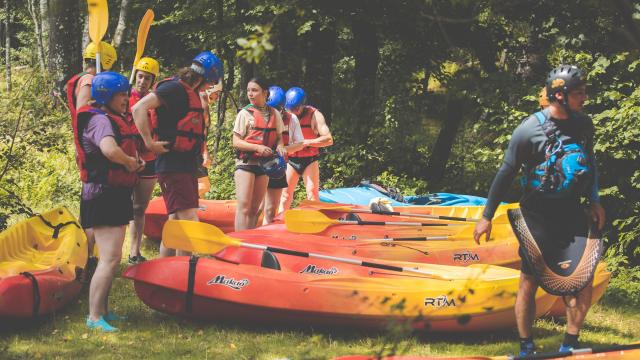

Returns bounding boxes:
[74,72,144,332]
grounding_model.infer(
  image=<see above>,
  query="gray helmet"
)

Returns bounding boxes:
[545,65,585,102]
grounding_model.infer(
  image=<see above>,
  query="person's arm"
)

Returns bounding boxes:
[474,122,531,243]
[75,84,92,110]
[274,111,286,157]
[304,111,333,148]
[585,122,605,229]
[99,136,143,172]
[132,93,170,155]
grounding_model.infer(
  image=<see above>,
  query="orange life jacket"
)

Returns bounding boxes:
[74,106,139,187]
[128,89,156,162]
[149,78,205,153]
[237,105,279,161]
[290,105,319,158]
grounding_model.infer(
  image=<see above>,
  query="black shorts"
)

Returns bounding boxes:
[268,176,288,189]
[80,186,133,228]
[138,161,156,179]
[288,156,318,175]
[236,164,266,177]
[519,246,534,275]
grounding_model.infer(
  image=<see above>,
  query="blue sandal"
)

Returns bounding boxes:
[86,316,119,332]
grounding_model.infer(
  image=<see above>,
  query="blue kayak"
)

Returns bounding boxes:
[319,185,487,207]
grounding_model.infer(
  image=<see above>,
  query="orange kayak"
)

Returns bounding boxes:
[144,198,243,239]
[245,223,521,268]
[124,254,557,331]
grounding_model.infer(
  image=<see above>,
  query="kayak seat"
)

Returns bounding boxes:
[260,250,281,270]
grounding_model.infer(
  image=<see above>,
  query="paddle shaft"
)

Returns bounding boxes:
[338,219,458,227]
[360,236,449,241]
[129,10,154,84]
[239,242,448,279]
[511,342,640,360]
[349,208,478,222]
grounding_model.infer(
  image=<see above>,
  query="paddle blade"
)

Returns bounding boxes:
[284,209,336,234]
[87,0,108,43]
[134,10,154,66]
[162,220,240,254]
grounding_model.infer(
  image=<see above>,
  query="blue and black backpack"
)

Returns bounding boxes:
[523,111,593,198]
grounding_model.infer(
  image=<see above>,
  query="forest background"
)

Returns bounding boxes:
[0,0,640,357]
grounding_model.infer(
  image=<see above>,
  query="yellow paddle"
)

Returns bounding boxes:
[284,209,465,234]
[162,220,452,280]
[87,0,109,73]
[129,9,154,84]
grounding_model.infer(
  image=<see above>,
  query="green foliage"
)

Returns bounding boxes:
[236,24,274,64]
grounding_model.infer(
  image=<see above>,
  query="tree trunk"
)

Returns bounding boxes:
[425,96,466,185]
[27,0,47,73]
[213,55,235,165]
[81,12,90,51]
[48,0,82,93]
[351,5,379,142]
[236,0,253,106]
[302,24,335,124]
[39,0,49,40]
[112,0,130,50]
[5,0,11,92]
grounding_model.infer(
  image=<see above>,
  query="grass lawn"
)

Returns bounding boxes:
[2,237,639,360]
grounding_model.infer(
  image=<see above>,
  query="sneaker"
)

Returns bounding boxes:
[519,340,536,357]
[86,316,118,333]
[559,343,577,352]
[104,311,128,322]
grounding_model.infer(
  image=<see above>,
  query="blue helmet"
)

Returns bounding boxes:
[260,153,287,179]
[285,87,306,109]
[192,51,224,84]
[91,71,129,106]
[267,86,286,108]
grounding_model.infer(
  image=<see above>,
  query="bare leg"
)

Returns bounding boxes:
[248,175,269,229]
[515,272,538,338]
[566,284,592,335]
[129,178,156,258]
[85,228,95,256]
[234,169,256,231]
[280,164,300,211]
[301,160,320,201]
[159,213,177,258]
[263,188,284,224]
[89,225,126,321]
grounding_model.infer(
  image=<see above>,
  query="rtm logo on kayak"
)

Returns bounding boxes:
[424,295,456,308]
[207,275,250,290]
[299,264,339,275]
[453,252,480,263]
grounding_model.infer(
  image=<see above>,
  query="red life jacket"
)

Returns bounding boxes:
[290,105,319,158]
[74,105,139,187]
[129,89,156,162]
[65,72,90,123]
[149,78,205,153]
[237,105,279,161]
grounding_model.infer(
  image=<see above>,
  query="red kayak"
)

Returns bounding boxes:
[144,198,243,239]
